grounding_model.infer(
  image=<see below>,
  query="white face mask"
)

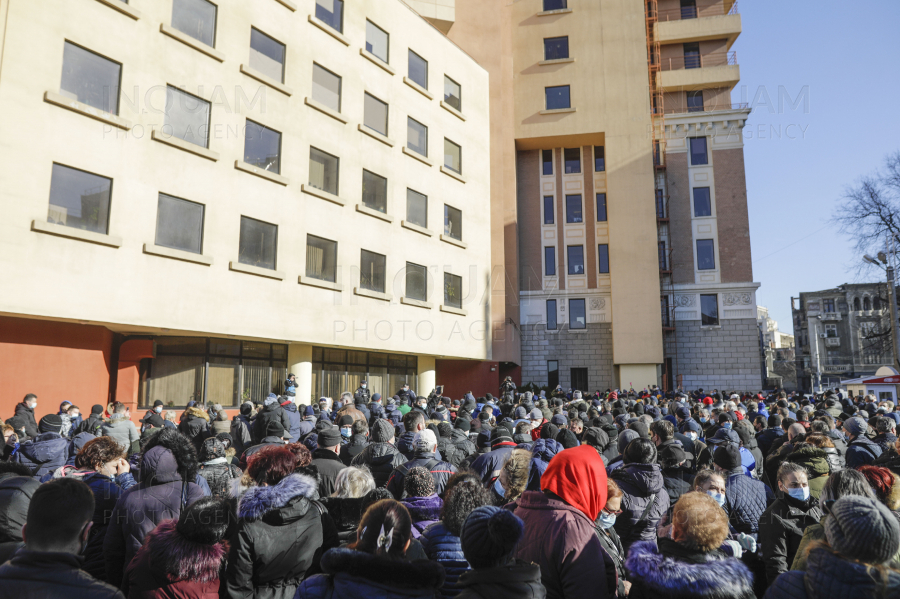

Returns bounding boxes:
[154,406,163,413]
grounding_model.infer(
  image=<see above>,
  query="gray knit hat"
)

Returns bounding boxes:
[371,419,394,443]
[825,495,900,564]
[843,416,868,438]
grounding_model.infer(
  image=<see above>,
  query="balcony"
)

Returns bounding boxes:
[657,52,739,92]
[665,102,749,115]
[825,337,841,347]
[656,0,738,22]
[656,7,741,48]
[822,364,851,373]
[821,312,841,321]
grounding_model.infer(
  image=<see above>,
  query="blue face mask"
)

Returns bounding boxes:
[700,417,708,424]
[722,422,732,430]
[787,486,810,502]
[341,427,352,438]
[598,512,617,529]
[707,491,726,507]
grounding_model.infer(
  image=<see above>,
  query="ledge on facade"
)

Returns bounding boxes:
[537,8,573,16]
[440,101,466,121]
[354,286,392,302]
[439,234,467,249]
[358,124,395,147]
[401,296,432,309]
[355,204,394,223]
[440,305,467,316]
[403,77,434,100]
[301,184,346,206]
[273,0,297,11]
[239,64,293,96]
[151,129,220,161]
[304,97,349,124]
[32,220,122,248]
[298,275,343,292]
[538,57,575,66]
[360,49,395,75]
[440,166,466,183]
[539,107,576,115]
[234,160,289,186]
[143,243,213,266]
[401,220,433,237]
[402,146,433,166]
[160,24,225,62]
[44,91,132,130]
[308,15,350,46]
[95,0,140,19]
[229,261,284,280]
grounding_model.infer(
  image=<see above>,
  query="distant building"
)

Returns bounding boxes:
[757,306,795,390]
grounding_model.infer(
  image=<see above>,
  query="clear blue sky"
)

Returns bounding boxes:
[734,1,900,335]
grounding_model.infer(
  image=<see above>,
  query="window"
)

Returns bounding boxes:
[444,76,461,111]
[824,324,838,338]
[567,245,584,275]
[656,189,665,218]
[548,360,559,387]
[444,273,462,309]
[312,64,341,112]
[311,347,416,402]
[547,300,557,330]
[305,234,337,282]
[659,241,668,270]
[406,189,427,228]
[689,137,708,165]
[564,148,581,173]
[569,299,586,329]
[598,244,609,274]
[680,0,697,20]
[696,239,715,270]
[155,193,204,254]
[854,297,862,311]
[444,204,462,240]
[823,299,836,313]
[545,247,556,276]
[164,86,210,148]
[544,36,569,60]
[693,187,711,217]
[309,147,339,195]
[687,90,704,113]
[315,0,344,33]
[683,42,700,69]
[407,117,428,156]
[543,196,555,225]
[542,149,553,175]
[565,194,582,223]
[862,297,871,311]
[700,294,719,326]
[359,250,386,293]
[47,163,111,234]
[594,146,605,172]
[444,138,461,174]
[571,368,588,391]
[543,0,567,10]
[365,20,389,63]
[239,216,277,270]
[406,262,427,301]
[408,50,428,89]
[244,120,281,174]
[545,85,570,110]
[60,42,121,115]
[172,0,217,47]
[362,170,387,213]
[363,93,388,136]
[249,28,285,83]
[596,193,607,222]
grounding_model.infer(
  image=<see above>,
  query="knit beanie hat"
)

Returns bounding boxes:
[371,419,394,443]
[843,416,868,438]
[514,406,528,420]
[199,437,226,462]
[490,427,513,448]
[582,427,609,451]
[38,414,63,434]
[404,466,436,498]
[91,404,105,415]
[338,414,354,427]
[476,430,492,450]
[825,495,900,564]
[713,443,741,471]
[215,432,233,448]
[176,496,230,547]
[264,394,278,406]
[617,429,640,454]
[438,422,453,438]
[460,505,524,568]
[455,418,471,433]
[540,423,559,441]
[266,421,286,438]
[318,426,341,447]
[556,429,579,449]
[240,402,253,417]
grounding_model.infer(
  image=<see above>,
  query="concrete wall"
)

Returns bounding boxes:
[669,318,762,390]
[520,323,614,391]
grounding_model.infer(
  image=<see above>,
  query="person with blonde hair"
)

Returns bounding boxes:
[497,449,531,505]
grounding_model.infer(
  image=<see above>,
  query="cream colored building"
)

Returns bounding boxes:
[0,0,491,410]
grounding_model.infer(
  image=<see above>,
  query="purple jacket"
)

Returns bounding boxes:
[514,490,616,599]
[402,494,444,539]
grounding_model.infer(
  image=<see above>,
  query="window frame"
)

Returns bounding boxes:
[545,85,571,110]
[164,85,211,149]
[542,149,554,176]
[360,249,386,293]
[311,63,342,112]
[598,244,609,274]
[407,117,428,157]
[594,146,605,172]
[548,359,559,387]
[309,146,340,196]
[686,90,704,113]
[47,162,113,236]
[363,92,389,136]
[444,204,462,241]
[315,0,344,34]
[443,138,462,174]
[693,186,712,217]
[406,188,428,228]
[365,19,390,64]
[543,36,569,60]
[171,0,218,47]
[689,137,708,165]
[543,0,567,10]
[243,118,283,174]
[305,234,338,283]
[569,298,586,330]
[238,215,278,271]
[249,27,286,84]
[444,272,463,309]
[60,40,122,116]
[700,294,719,326]
[567,245,585,276]
[408,49,428,89]
[596,193,607,222]
[545,246,556,276]
[443,75,461,112]
[361,169,388,214]
[155,192,205,255]
[696,239,716,271]
[405,261,428,302]
[543,195,555,225]
[547,300,558,330]
[565,194,583,224]
[564,147,581,174]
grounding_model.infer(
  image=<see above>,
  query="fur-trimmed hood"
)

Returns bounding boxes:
[626,540,754,599]
[139,519,227,583]
[139,427,199,483]
[183,406,210,422]
[320,547,446,590]
[238,473,318,521]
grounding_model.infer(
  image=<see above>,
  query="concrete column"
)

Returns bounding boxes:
[288,343,313,405]
[418,355,436,397]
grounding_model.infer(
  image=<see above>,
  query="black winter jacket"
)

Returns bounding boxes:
[455,560,546,599]
[0,550,124,599]
[254,403,291,445]
[386,452,457,499]
[662,467,695,506]
[319,496,366,542]
[311,448,346,498]
[177,407,210,454]
[611,463,669,553]
[594,522,627,598]
[11,402,38,439]
[0,474,40,563]
[198,460,242,498]
[723,465,774,535]
[339,434,369,466]
[759,494,822,586]
[231,414,254,456]
[350,441,407,488]
[282,402,303,442]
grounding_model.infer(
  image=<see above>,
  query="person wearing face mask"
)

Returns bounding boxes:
[759,461,823,587]
[0,477,125,598]
[353,380,371,404]
[337,415,355,445]
[13,394,39,440]
[340,419,370,466]
[74,404,106,438]
[595,478,629,598]
[140,400,165,432]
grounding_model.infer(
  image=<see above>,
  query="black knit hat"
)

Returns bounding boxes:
[90,404,104,415]
[490,427,513,447]
[153,400,164,408]
[476,430,491,450]
[438,422,453,438]
[461,505,524,568]
[318,426,341,447]
[540,423,559,441]
[825,495,900,564]
[266,421,285,438]
[713,444,741,471]
[455,418,471,433]
[176,496,230,545]
[556,429,579,449]
[338,414,354,427]
[38,414,63,434]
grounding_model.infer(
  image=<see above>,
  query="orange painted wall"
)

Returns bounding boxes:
[0,316,113,423]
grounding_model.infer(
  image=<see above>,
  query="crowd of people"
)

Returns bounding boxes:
[1,383,900,598]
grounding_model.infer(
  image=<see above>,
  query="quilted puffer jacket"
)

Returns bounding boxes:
[350,441,407,488]
[762,546,900,599]
[845,436,883,469]
[821,446,844,472]
[420,521,470,599]
[526,439,563,491]
[611,463,670,552]
[13,432,70,478]
[722,465,774,535]
[449,429,477,465]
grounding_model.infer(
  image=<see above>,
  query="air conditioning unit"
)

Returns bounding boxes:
[819,334,828,339]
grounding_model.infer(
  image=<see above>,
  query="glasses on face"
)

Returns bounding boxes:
[602,507,623,516]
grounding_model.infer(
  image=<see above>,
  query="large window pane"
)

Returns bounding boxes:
[407,189,427,228]
[172,0,217,47]
[565,194,582,223]
[60,42,120,115]
[567,245,584,275]
[548,360,559,387]
[362,170,387,213]
[207,357,239,407]
[596,193,607,222]
[47,163,111,235]
[545,85,570,110]
[545,247,556,276]
[408,50,428,89]
[242,358,270,405]
[155,193,203,254]
[701,294,719,326]
[366,20,389,63]
[687,90,704,113]
[145,355,205,408]
[312,64,341,112]
[165,86,210,148]
[407,117,428,156]
[309,147,339,195]
[244,120,281,174]
[406,262,427,301]
[444,204,462,240]
[544,36,569,60]
[444,76,461,111]
[690,137,708,165]
[594,146,605,172]
[249,28,285,83]
[306,234,337,282]
[564,148,581,173]
[683,42,700,69]
[444,272,462,309]
[569,299,586,329]
[693,187,711,217]
[544,195,554,225]
[542,149,553,175]
[598,244,609,274]
[547,300,557,330]
[364,93,388,136]
[543,0,567,9]
[239,216,277,270]
[444,138,461,174]
[360,249,386,293]
[315,0,344,33]
[696,239,715,270]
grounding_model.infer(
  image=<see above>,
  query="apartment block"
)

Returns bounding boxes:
[0,0,492,413]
